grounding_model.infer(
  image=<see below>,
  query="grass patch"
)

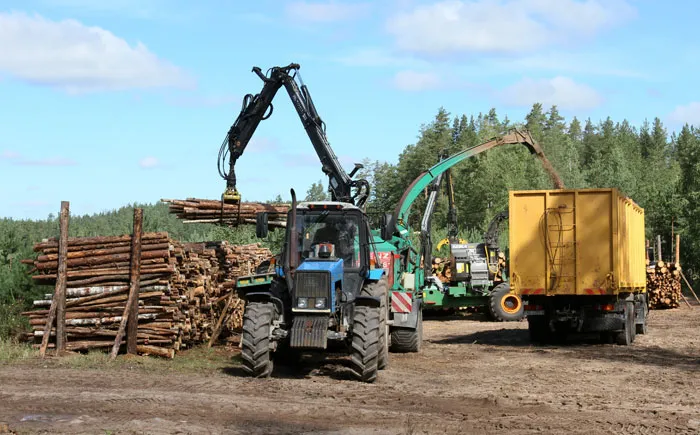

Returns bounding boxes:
[53,345,241,374]
[0,301,30,341]
[0,339,37,363]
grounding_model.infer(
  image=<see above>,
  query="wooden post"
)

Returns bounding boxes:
[55,201,70,353]
[656,235,662,262]
[39,201,70,357]
[680,271,700,304]
[675,235,680,265]
[110,208,143,359]
[645,239,650,262]
[127,208,143,355]
[207,292,234,348]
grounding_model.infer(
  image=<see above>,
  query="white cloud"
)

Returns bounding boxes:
[1,150,20,159]
[139,157,160,168]
[392,70,442,91]
[0,12,193,92]
[286,1,371,23]
[385,0,636,55]
[668,102,700,126]
[1,150,76,166]
[497,76,604,110]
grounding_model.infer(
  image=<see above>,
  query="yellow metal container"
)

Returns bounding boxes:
[509,188,645,297]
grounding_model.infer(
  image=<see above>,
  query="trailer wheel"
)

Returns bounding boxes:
[615,302,634,346]
[488,283,524,322]
[361,277,389,369]
[635,295,648,335]
[390,309,423,353]
[240,302,275,378]
[350,305,381,383]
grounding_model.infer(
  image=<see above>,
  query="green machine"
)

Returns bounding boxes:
[374,128,565,322]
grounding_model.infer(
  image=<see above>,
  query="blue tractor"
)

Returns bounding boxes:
[213,63,416,382]
[239,191,391,382]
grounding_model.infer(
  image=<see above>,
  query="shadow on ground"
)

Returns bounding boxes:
[222,353,358,381]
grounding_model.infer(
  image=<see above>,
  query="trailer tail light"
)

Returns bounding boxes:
[524,304,543,311]
[595,304,616,311]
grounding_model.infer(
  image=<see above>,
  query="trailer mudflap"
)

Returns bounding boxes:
[391,296,420,329]
[290,315,328,349]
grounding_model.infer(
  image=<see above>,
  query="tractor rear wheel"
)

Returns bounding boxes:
[390,309,422,353]
[361,278,389,370]
[240,302,274,378]
[350,305,381,383]
[488,283,524,322]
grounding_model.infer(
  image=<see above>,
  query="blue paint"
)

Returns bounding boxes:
[296,258,344,309]
[366,268,384,281]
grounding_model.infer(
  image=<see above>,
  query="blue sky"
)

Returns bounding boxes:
[1,0,699,220]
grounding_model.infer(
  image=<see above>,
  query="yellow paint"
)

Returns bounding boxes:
[508,188,645,296]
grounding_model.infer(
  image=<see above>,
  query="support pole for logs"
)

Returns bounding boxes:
[656,235,662,262]
[56,201,70,353]
[127,208,143,355]
[675,235,680,265]
[207,292,235,348]
[39,201,70,357]
[110,208,143,359]
[680,271,700,305]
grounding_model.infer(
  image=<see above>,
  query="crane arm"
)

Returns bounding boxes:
[218,63,368,206]
[419,161,445,282]
[483,210,509,250]
[392,128,564,236]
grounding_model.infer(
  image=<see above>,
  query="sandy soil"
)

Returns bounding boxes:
[1,308,698,434]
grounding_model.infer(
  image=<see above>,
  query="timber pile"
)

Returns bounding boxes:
[646,260,682,309]
[161,198,288,228]
[22,233,273,354]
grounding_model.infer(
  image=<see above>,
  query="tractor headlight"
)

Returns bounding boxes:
[314,297,327,309]
[297,297,309,309]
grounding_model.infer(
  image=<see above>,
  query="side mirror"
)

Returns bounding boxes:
[256,212,269,238]
[380,213,395,241]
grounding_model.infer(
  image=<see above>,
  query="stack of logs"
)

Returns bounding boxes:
[161,198,288,228]
[22,233,273,354]
[646,260,683,309]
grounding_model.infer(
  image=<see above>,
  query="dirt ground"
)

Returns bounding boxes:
[1,307,699,435]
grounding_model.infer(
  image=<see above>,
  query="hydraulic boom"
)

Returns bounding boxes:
[217,63,369,207]
[390,128,564,236]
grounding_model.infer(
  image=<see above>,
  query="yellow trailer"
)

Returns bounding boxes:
[509,188,647,345]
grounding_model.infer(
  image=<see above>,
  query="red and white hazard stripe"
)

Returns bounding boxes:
[391,291,413,313]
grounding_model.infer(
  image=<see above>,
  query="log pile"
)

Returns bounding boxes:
[22,233,273,354]
[161,198,288,228]
[646,260,682,309]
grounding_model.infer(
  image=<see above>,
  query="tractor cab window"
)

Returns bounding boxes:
[297,212,360,269]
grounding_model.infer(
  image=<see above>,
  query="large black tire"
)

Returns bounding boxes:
[488,283,524,322]
[361,278,389,370]
[350,305,381,383]
[240,302,274,378]
[390,309,422,353]
[615,301,634,346]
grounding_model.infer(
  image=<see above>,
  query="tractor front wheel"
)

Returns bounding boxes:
[240,302,275,378]
[350,305,381,383]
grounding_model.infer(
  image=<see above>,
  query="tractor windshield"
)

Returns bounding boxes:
[296,211,360,269]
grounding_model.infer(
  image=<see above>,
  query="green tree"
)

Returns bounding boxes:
[304,180,330,201]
